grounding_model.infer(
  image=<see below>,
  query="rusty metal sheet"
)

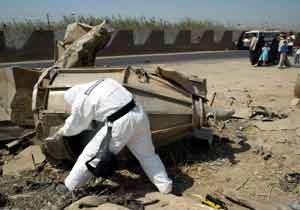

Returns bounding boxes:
[51,71,124,87]
[0,122,34,144]
[54,21,113,68]
[0,67,15,122]
[63,22,93,45]
[156,66,207,99]
[0,67,40,125]
[33,65,209,163]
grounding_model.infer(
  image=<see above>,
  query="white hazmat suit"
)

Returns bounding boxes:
[60,78,172,193]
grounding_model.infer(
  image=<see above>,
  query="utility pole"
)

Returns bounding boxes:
[46,13,51,29]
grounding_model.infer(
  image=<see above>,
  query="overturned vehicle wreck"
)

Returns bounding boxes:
[2,21,234,163]
[34,65,210,162]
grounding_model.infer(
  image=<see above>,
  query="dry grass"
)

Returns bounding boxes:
[0,15,237,32]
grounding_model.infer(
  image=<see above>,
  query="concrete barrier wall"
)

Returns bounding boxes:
[102,29,244,56]
[0,29,246,62]
[0,30,54,62]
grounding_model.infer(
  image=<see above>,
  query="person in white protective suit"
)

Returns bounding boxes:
[54,78,173,194]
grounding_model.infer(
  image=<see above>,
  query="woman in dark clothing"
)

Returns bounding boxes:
[270,37,280,65]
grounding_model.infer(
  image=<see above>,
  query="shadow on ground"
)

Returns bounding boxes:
[103,133,251,197]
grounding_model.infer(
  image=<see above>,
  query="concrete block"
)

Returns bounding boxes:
[4,29,32,49]
[144,30,164,48]
[164,29,180,45]
[133,29,151,45]
[54,29,65,42]
[174,30,191,46]
[217,31,235,49]
[232,31,244,42]
[214,31,225,43]
[191,30,205,44]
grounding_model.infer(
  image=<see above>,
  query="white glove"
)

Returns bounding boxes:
[56,128,65,137]
[46,128,64,142]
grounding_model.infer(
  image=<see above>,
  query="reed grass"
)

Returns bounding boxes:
[0,15,236,32]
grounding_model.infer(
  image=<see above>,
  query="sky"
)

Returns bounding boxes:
[0,0,299,27]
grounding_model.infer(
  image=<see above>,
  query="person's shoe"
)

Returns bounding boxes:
[55,184,69,194]
[205,106,235,121]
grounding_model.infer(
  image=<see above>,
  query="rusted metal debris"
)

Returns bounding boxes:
[0,67,40,126]
[5,130,36,151]
[34,65,210,162]
[0,122,35,146]
[0,21,232,163]
[54,20,113,68]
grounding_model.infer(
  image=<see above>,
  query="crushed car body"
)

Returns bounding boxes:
[33,65,208,162]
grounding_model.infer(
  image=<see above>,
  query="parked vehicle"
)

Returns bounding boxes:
[241,30,280,49]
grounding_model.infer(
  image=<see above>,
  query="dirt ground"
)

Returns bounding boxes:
[1,58,300,210]
[149,58,300,208]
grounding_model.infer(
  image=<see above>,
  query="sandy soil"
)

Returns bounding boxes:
[146,58,300,208]
[1,58,300,210]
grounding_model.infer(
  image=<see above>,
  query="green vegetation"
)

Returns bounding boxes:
[0,15,236,32]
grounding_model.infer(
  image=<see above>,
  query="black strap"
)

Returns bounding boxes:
[107,99,136,123]
[85,125,118,178]
[85,99,135,178]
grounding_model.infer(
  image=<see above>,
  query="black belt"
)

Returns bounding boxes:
[107,99,136,123]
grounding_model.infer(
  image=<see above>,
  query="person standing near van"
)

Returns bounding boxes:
[278,40,291,68]
[249,35,258,65]
[295,48,300,65]
[249,35,264,66]
[270,36,280,65]
[258,43,270,66]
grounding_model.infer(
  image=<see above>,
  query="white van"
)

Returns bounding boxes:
[242,30,280,49]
